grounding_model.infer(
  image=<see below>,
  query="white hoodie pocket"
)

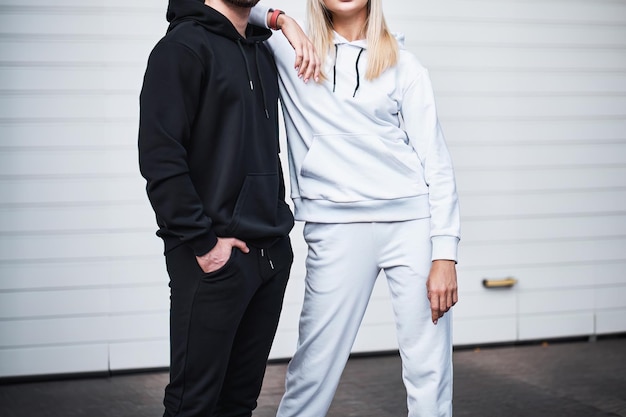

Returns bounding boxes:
[298,133,424,203]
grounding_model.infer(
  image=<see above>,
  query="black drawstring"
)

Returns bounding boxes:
[254,42,270,119]
[237,39,270,119]
[353,47,364,98]
[237,39,254,91]
[332,44,338,93]
[332,45,365,98]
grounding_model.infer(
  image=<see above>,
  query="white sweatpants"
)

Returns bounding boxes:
[276,219,453,417]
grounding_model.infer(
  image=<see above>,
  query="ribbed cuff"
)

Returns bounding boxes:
[431,235,460,263]
[188,231,219,257]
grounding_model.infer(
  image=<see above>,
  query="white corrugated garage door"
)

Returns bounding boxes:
[0,0,624,378]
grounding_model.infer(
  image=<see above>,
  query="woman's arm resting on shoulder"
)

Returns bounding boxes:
[276,14,320,82]
[249,5,320,82]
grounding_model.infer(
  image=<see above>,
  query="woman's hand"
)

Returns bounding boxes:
[276,14,321,83]
[426,260,459,325]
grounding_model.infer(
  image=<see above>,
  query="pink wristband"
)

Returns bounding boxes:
[269,9,284,30]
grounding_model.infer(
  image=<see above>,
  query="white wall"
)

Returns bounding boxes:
[0,0,624,378]
[0,0,169,377]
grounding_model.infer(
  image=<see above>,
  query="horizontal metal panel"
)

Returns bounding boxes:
[459,262,626,292]
[109,340,169,371]
[382,1,626,24]
[595,285,626,310]
[444,119,626,144]
[109,286,169,314]
[396,21,626,47]
[460,189,626,218]
[452,316,517,346]
[0,64,145,92]
[0,316,107,347]
[411,45,626,71]
[0,148,138,176]
[519,287,594,315]
[459,238,626,268]
[456,166,626,193]
[0,176,146,205]
[0,288,109,318]
[0,203,154,232]
[0,1,157,7]
[0,257,167,291]
[450,143,626,169]
[108,312,168,341]
[437,95,626,120]
[462,215,626,243]
[0,66,145,90]
[0,10,164,37]
[1,0,624,26]
[269,0,626,24]
[0,39,154,63]
[518,312,594,340]
[0,231,163,262]
[432,71,626,94]
[0,282,169,320]
[0,120,139,147]
[452,291,517,318]
[4,8,626,47]
[596,309,626,334]
[0,344,109,378]
[0,95,138,121]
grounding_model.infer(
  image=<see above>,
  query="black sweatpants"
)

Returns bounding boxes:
[162,236,293,417]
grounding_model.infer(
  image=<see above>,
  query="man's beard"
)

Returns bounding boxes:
[222,0,261,8]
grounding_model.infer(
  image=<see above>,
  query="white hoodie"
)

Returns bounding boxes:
[250,7,460,261]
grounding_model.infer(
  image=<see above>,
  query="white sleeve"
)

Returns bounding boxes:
[400,58,461,262]
[249,4,272,29]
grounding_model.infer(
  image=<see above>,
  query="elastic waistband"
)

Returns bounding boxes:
[292,194,431,223]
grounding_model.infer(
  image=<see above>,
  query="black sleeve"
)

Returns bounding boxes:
[138,41,218,256]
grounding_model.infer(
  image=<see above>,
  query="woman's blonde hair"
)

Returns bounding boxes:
[307,0,398,81]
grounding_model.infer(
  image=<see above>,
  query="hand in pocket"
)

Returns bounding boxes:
[196,237,249,273]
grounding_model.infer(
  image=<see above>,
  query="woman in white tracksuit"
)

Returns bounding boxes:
[251,1,461,416]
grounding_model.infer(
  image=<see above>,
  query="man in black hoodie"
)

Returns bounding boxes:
[138,1,306,415]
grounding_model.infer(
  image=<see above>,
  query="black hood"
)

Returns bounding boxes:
[166,0,271,42]
[140,0,293,253]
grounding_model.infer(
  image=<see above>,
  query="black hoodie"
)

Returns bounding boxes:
[138,0,294,256]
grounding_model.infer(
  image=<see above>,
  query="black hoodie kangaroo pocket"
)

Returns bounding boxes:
[226,173,281,238]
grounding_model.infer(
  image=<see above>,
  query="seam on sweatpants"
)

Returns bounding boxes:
[174,273,203,416]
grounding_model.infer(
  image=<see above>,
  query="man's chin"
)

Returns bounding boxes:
[222,0,261,8]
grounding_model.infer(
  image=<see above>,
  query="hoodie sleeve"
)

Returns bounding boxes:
[138,40,218,256]
[249,4,272,29]
[399,55,461,262]
[250,4,301,57]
